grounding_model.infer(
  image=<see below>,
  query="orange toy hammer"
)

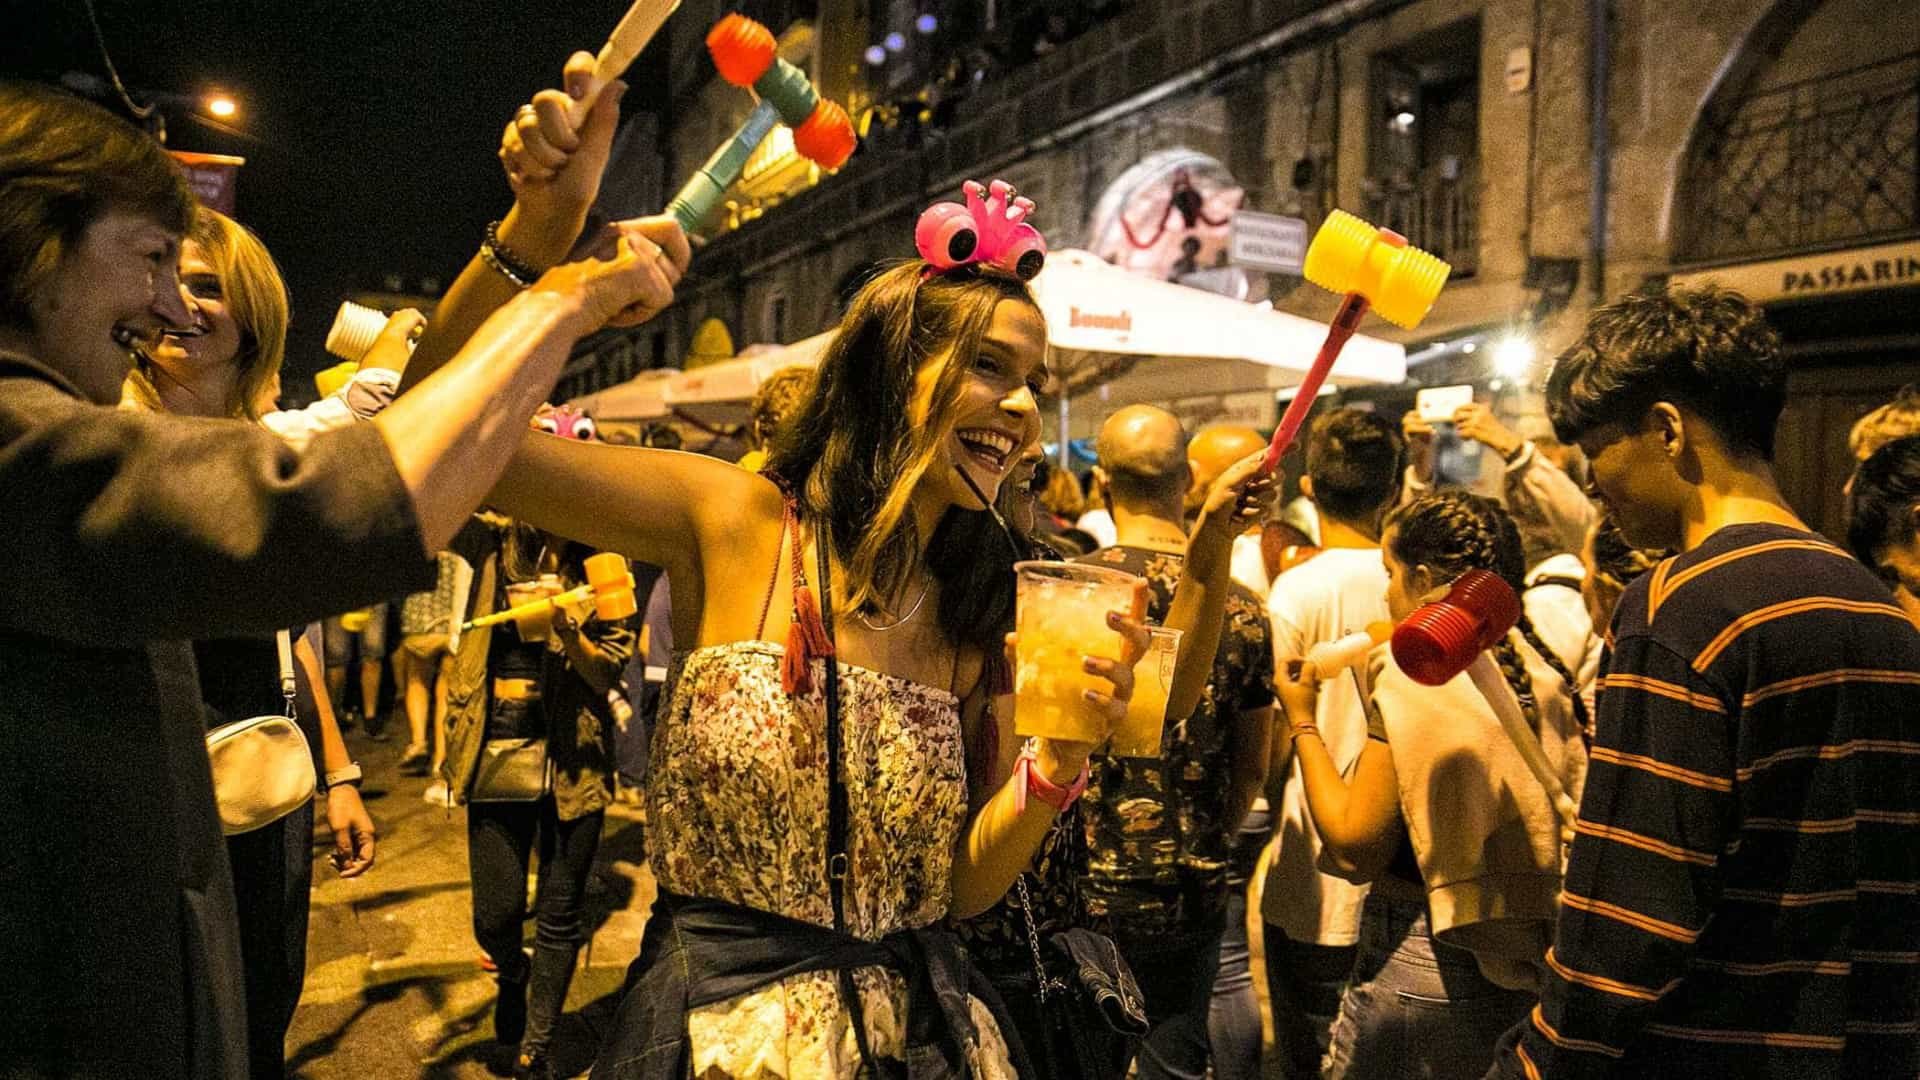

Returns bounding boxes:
[462,552,638,633]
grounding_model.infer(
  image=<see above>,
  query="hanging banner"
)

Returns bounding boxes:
[169,151,246,216]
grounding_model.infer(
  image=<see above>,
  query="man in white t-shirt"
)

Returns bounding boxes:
[1076,505,1118,549]
[1261,407,1404,1079]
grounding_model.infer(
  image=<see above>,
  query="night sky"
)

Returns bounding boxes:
[6,0,665,394]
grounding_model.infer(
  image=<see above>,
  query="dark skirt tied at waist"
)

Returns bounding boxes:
[592,890,1034,1079]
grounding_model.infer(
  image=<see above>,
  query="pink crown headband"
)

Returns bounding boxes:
[915,179,1048,281]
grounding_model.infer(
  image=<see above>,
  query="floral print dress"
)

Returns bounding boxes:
[648,640,1018,1079]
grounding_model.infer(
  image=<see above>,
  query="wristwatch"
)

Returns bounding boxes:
[323,762,364,792]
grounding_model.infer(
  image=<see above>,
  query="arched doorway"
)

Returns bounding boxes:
[1669,0,1920,539]
[1674,0,1916,266]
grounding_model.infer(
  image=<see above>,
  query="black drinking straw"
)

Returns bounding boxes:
[954,464,1026,559]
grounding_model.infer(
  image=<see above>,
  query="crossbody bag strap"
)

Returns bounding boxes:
[275,628,297,720]
[813,522,883,1077]
[814,525,850,931]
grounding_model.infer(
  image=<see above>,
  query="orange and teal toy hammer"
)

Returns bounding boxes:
[665,14,857,233]
[1261,210,1452,472]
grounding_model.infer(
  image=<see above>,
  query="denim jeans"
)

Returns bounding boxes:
[1263,924,1358,1080]
[1117,915,1226,1080]
[1323,891,1534,1080]
[1209,805,1271,1080]
[1207,891,1261,1080]
[468,798,605,1057]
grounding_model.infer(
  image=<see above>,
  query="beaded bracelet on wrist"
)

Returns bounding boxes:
[480,219,543,288]
[478,241,532,288]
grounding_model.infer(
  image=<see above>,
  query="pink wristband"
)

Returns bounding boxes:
[1014,738,1089,813]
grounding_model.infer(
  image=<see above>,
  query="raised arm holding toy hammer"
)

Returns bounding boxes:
[401,0,693,397]
[1261,211,1453,474]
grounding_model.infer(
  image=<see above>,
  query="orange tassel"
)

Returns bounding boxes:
[781,630,813,696]
[782,584,835,696]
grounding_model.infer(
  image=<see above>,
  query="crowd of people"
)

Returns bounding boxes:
[0,38,1915,1080]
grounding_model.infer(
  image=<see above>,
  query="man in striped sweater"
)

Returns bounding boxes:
[1490,287,1920,1078]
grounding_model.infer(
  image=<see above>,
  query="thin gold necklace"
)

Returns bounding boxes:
[858,575,932,631]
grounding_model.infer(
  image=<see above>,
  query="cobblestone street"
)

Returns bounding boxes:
[287,726,653,1079]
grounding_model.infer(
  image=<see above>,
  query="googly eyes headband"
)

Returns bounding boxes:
[915,179,1048,281]
[535,407,598,441]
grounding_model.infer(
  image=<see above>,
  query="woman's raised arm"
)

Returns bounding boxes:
[488,437,782,582]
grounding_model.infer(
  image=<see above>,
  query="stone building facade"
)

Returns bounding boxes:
[564,0,1918,538]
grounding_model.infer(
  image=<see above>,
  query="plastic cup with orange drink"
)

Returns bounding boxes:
[504,575,565,642]
[1110,626,1183,757]
[1012,561,1146,744]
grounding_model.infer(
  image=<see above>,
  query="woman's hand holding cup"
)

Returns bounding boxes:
[361,309,424,373]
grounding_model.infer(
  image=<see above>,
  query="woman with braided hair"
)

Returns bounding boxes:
[1581,514,1661,635]
[1273,491,1588,1080]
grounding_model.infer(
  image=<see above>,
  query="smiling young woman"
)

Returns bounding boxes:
[122,210,288,421]
[462,247,1145,1078]
[116,207,386,1079]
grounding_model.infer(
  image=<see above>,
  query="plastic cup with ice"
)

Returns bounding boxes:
[505,574,566,642]
[1111,626,1182,757]
[1013,560,1145,744]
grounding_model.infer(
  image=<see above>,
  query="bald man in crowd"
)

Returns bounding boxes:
[1186,425,1270,517]
[1079,406,1274,1079]
[1186,424,1295,602]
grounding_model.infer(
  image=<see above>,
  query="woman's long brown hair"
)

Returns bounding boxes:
[765,261,1043,654]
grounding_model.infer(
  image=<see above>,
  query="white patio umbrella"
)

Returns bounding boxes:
[576,251,1406,448]
[1027,249,1404,456]
[569,366,676,421]
[661,332,836,427]
[1028,249,1404,383]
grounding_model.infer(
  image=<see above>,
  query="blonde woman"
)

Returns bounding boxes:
[126,208,396,1077]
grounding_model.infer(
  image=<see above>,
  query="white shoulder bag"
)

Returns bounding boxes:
[205,629,317,836]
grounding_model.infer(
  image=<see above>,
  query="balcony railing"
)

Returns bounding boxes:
[1678,51,1919,265]
[1363,155,1479,277]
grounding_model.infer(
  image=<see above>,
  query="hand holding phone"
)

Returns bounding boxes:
[1415,385,1475,425]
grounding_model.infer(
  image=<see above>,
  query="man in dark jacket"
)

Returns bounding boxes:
[0,79,683,1077]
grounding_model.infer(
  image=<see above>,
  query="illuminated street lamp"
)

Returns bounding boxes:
[205,93,239,119]
[1492,335,1537,377]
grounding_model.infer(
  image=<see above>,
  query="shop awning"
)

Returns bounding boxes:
[660,333,836,426]
[569,367,676,421]
[1028,249,1405,386]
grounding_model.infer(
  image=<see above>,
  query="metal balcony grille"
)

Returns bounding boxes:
[1680,51,1920,265]
[1363,155,1480,277]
